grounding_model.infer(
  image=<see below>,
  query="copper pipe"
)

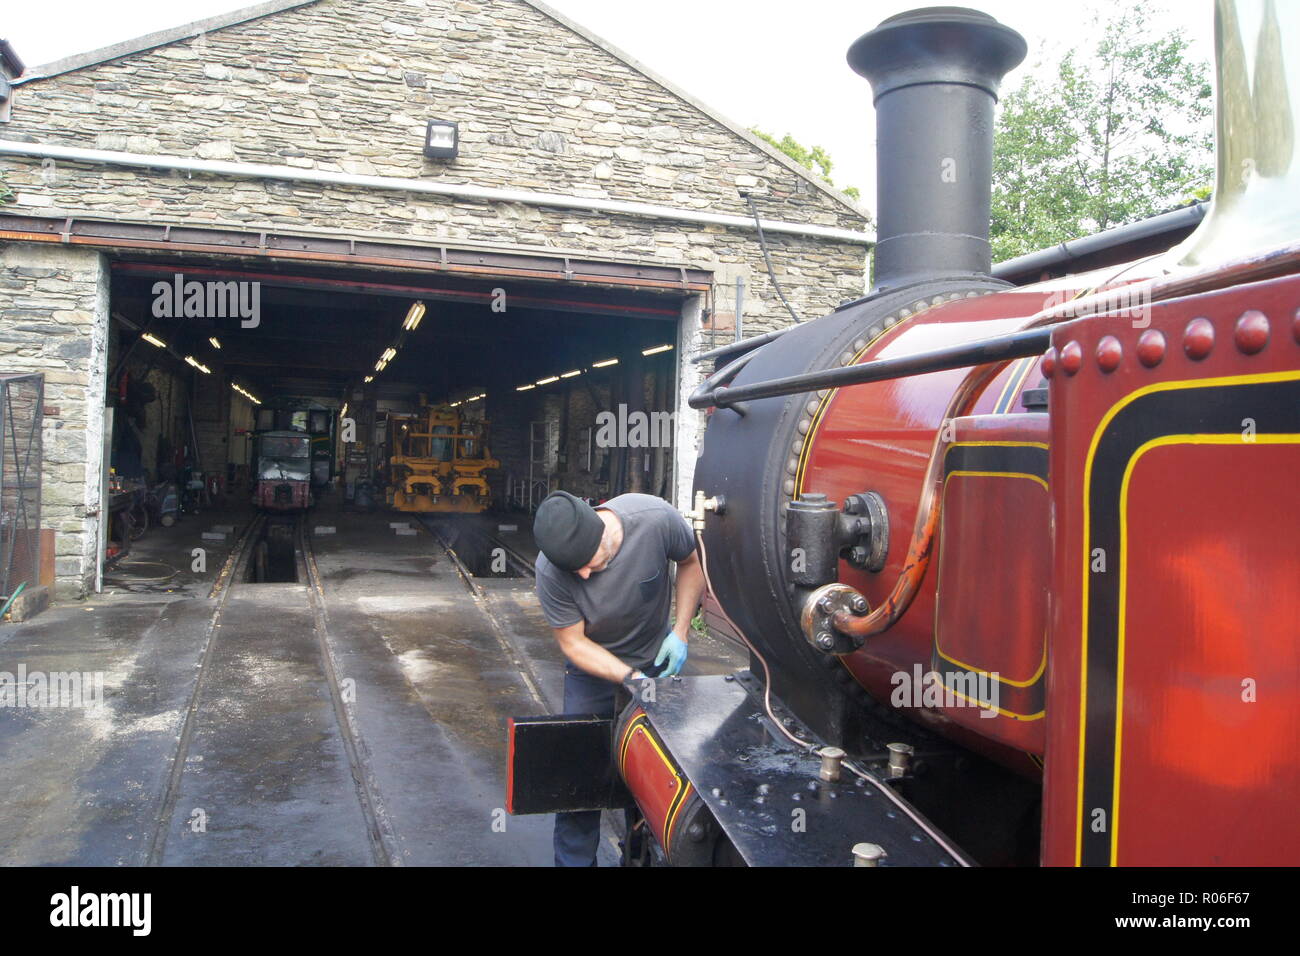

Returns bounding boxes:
[831,359,1008,638]
[695,527,972,865]
[831,239,1300,640]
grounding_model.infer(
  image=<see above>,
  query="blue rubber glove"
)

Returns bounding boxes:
[654,629,689,677]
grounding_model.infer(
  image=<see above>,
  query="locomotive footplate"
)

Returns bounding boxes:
[629,672,968,866]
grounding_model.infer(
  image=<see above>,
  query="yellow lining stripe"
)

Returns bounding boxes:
[936,469,1049,689]
[618,715,688,855]
[990,358,1023,413]
[794,308,933,494]
[617,712,646,771]
[794,388,836,492]
[993,356,1038,414]
[942,683,1046,720]
[1011,354,1041,408]
[945,468,1048,491]
[1110,432,1300,864]
[1075,369,1300,866]
[932,451,1050,708]
[664,781,694,847]
[945,440,1049,451]
[934,643,1047,686]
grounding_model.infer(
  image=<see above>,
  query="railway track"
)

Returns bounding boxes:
[416,514,549,713]
[123,507,565,866]
[144,512,398,866]
[479,528,535,579]
[300,516,400,866]
[143,512,263,866]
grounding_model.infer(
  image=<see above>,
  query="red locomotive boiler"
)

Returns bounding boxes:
[508,2,1300,866]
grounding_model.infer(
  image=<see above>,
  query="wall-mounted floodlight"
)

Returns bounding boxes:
[424,120,459,159]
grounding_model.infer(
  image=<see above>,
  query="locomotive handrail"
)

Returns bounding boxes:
[691,326,791,364]
[689,327,1052,409]
[828,240,1300,642]
[690,238,1300,412]
[687,348,759,414]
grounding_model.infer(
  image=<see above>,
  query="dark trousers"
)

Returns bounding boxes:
[553,664,620,867]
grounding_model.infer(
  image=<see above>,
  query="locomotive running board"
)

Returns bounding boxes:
[634,673,969,866]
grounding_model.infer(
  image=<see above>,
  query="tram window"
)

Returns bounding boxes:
[261,436,311,459]
[291,411,308,432]
[309,410,329,434]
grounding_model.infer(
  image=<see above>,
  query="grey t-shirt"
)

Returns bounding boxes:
[534,493,695,670]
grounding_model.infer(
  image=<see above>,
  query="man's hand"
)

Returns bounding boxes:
[654,629,689,677]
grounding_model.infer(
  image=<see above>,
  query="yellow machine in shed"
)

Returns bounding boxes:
[388,401,499,514]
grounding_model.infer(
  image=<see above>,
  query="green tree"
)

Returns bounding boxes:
[751,128,861,201]
[990,6,1213,262]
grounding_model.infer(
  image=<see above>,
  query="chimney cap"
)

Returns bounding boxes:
[847,6,1026,103]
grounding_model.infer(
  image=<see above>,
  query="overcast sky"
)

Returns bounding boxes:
[2,0,1214,206]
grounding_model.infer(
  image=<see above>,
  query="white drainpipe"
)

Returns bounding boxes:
[0,139,874,246]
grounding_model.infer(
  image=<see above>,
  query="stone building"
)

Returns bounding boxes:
[0,0,871,600]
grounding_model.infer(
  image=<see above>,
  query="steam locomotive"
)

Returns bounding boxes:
[508,2,1300,866]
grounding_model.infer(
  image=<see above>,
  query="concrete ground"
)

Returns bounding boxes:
[0,488,744,866]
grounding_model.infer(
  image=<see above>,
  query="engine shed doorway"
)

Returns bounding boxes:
[101,245,705,587]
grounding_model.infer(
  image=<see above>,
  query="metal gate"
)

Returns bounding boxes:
[0,373,43,606]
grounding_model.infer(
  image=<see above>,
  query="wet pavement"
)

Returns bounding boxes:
[0,491,745,866]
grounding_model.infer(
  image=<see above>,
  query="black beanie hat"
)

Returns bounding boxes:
[534,491,604,572]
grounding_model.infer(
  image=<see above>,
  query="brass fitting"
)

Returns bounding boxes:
[685,490,725,531]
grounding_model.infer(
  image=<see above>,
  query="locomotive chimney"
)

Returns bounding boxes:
[849,7,1026,291]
